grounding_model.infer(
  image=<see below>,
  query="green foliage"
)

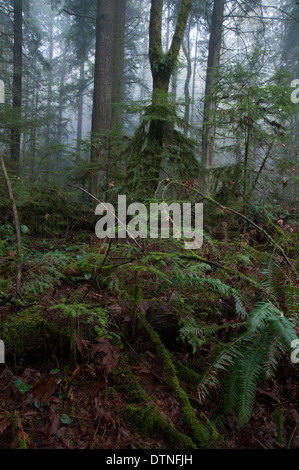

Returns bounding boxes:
[199,300,298,425]
[179,317,243,354]
[60,414,72,425]
[49,303,116,346]
[13,378,33,395]
[174,271,248,319]
[214,46,296,206]
[120,95,200,196]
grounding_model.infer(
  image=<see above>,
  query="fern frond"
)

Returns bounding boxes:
[262,337,281,379]
[248,301,282,333]
[197,334,248,400]
[267,316,298,350]
[223,365,239,414]
[248,301,298,350]
[179,319,243,353]
[235,335,266,424]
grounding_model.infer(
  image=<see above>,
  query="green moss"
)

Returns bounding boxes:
[127,378,153,404]
[124,404,196,449]
[107,386,117,400]
[173,358,201,390]
[275,407,285,445]
[2,307,48,359]
[1,302,118,362]
[138,312,218,449]
[124,376,196,448]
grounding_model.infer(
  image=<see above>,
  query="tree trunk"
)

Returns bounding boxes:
[182,22,192,134]
[202,0,225,169]
[56,46,67,171]
[171,72,178,103]
[190,24,199,138]
[76,60,85,150]
[11,0,23,170]
[91,0,115,195]
[57,46,67,147]
[112,0,126,131]
[148,0,193,183]
[149,0,192,97]
[46,17,54,145]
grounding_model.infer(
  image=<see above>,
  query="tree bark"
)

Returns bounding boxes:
[148,0,193,183]
[45,16,54,145]
[76,60,85,150]
[202,0,225,169]
[57,45,67,147]
[112,0,126,131]
[190,24,199,138]
[149,0,192,97]
[91,0,115,194]
[182,22,192,134]
[11,0,23,170]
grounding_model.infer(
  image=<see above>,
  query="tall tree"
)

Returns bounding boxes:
[112,0,126,131]
[182,20,192,134]
[91,0,115,193]
[149,0,192,95]
[201,0,225,170]
[11,0,23,169]
[45,14,54,146]
[148,0,193,182]
[76,60,85,149]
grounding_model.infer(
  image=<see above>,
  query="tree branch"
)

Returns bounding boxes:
[168,0,193,67]
[60,8,96,21]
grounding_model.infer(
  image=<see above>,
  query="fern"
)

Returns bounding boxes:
[248,301,297,349]
[247,301,283,332]
[179,317,243,353]
[234,335,266,424]
[198,334,248,400]
[178,273,248,319]
[198,301,298,425]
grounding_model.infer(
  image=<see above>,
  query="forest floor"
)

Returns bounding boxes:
[0,222,298,450]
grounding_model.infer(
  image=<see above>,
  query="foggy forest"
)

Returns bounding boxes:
[0,0,298,452]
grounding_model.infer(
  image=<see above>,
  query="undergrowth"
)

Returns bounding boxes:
[0,196,298,446]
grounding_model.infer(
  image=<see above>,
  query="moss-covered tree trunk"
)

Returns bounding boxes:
[148,0,193,186]
[202,0,225,170]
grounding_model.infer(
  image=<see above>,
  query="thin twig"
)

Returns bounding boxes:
[166,180,297,276]
[68,184,148,258]
[0,155,22,295]
[252,143,273,190]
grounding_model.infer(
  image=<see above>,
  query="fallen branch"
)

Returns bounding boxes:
[0,155,22,296]
[0,290,25,308]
